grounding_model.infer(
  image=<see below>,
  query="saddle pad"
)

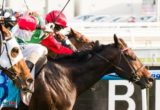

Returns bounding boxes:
[0,70,20,109]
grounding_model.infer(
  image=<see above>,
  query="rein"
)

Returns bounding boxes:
[94,48,143,82]
[121,48,145,75]
[1,30,13,67]
[0,0,20,81]
[0,65,18,81]
[49,0,71,24]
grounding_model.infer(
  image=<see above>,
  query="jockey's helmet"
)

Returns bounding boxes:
[45,10,67,28]
[18,16,37,31]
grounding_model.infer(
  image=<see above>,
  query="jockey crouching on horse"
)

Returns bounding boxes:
[14,10,74,58]
[44,10,77,52]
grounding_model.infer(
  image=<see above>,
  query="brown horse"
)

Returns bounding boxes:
[0,24,33,110]
[55,28,94,51]
[16,35,153,110]
[67,28,91,50]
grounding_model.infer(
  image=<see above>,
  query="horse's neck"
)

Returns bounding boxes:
[68,54,114,95]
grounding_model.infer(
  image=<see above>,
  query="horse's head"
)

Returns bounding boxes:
[68,28,94,50]
[110,34,153,89]
[0,25,32,89]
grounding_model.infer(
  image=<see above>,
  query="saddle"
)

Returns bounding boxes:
[21,56,47,106]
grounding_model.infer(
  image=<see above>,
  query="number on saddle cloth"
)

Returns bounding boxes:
[0,70,20,109]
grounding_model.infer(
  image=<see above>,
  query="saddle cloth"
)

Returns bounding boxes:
[0,70,20,109]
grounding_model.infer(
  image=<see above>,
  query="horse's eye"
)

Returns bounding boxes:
[10,47,19,58]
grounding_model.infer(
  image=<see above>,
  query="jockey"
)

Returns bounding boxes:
[45,10,77,51]
[24,10,46,44]
[11,15,48,73]
[13,10,74,56]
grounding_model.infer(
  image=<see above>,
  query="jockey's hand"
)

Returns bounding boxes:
[44,23,55,33]
[60,27,71,36]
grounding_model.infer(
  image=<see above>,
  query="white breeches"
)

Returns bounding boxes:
[20,43,48,64]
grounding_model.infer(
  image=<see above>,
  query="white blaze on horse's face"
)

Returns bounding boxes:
[0,36,23,68]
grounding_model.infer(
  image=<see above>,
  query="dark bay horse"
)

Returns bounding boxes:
[17,35,153,110]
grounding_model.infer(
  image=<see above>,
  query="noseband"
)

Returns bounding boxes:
[95,47,144,82]
[0,31,22,81]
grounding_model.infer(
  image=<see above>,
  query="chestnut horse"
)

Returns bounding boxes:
[55,28,94,51]
[16,35,153,110]
[67,28,92,51]
[0,24,32,110]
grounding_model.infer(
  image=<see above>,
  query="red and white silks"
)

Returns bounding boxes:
[41,34,73,55]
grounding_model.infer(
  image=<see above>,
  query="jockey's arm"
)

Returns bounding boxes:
[55,32,77,51]
[41,33,73,55]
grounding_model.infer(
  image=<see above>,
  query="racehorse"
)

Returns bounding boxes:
[0,24,32,87]
[16,35,153,110]
[55,28,94,51]
[0,24,33,110]
[67,28,92,51]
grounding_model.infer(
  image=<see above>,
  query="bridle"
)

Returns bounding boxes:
[94,47,144,82]
[0,0,24,87]
[0,30,22,82]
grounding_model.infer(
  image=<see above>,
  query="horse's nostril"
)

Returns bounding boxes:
[26,78,33,84]
[149,77,154,82]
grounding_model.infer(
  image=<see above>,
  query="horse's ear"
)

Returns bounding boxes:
[119,38,128,47]
[70,28,75,34]
[114,34,126,49]
[95,40,100,46]
[114,34,120,48]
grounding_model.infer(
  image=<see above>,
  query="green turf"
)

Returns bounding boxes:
[139,58,160,63]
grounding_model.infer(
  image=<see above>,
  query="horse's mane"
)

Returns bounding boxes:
[48,43,114,62]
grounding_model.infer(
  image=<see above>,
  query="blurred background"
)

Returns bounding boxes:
[0,1,160,110]
[1,0,159,20]
[1,0,160,73]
